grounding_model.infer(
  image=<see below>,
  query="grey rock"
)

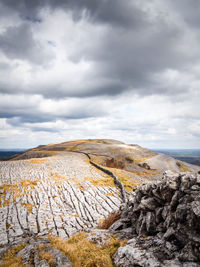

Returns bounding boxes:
[146,211,156,233]
[87,229,110,246]
[0,247,8,259]
[38,259,50,267]
[17,244,35,264]
[45,248,72,267]
[113,238,160,267]
[191,201,200,216]
[113,172,200,266]
[138,197,159,211]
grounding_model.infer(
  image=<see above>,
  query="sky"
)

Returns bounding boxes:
[0,0,200,149]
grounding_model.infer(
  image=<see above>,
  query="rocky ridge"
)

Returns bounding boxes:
[113,171,200,266]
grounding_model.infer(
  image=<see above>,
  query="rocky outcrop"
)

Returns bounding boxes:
[113,171,200,266]
[0,236,72,267]
[0,152,122,246]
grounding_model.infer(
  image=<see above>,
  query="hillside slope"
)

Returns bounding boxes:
[0,139,199,266]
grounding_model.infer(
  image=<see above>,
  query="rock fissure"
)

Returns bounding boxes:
[70,150,127,203]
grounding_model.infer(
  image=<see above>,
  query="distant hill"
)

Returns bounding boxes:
[154,149,200,166]
[0,150,25,160]
[9,139,200,174]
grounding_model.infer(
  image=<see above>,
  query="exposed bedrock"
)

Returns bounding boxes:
[113,171,200,266]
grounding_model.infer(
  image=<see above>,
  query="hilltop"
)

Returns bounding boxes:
[0,139,200,266]
[9,138,200,175]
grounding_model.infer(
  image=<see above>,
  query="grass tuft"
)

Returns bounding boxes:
[49,232,126,267]
[98,211,121,229]
[0,243,26,267]
[38,250,55,267]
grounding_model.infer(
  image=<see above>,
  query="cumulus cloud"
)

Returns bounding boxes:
[0,0,200,149]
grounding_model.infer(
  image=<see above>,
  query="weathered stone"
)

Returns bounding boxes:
[38,259,50,267]
[191,201,200,216]
[146,211,156,233]
[113,238,160,267]
[113,172,200,266]
[138,197,159,211]
[180,174,196,191]
[109,220,124,231]
[17,244,35,264]
[45,248,72,267]
[87,229,111,246]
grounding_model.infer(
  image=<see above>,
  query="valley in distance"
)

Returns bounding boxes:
[0,139,200,266]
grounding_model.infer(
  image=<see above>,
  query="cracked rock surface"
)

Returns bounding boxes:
[0,152,123,246]
[1,139,200,266]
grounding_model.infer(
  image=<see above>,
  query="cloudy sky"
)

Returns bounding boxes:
[0,0,200,149]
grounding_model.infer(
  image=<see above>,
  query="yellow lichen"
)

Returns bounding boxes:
[21,203,33,213]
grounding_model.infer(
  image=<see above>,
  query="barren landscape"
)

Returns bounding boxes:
[0,139,200,266]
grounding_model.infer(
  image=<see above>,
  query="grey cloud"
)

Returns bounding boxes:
[5,108,105,126]
[0,94,108,128]
[169,0,200,28]
[0,0,146,28]
[66,23,195,97]
[0,23,54,64]
[29,126,58,132]
[1,0,200,99]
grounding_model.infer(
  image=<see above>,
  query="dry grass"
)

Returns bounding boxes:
[39,250,55,267]
[22,203,33,213]
[0,243,26,267]
[0,184,18,193]
[176,161,191,172]
[85,176,115,188]
[98,211,121,229]
[89,159,140,191]
[2,199,10,207]
[110,169,139,191]
[84,165,116,188]
[29,158,46,164]
[20,179,39,188]
[0,180,38,208]
[13,192,25,199]
[49,232,126,267]
[0,184,19,207]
